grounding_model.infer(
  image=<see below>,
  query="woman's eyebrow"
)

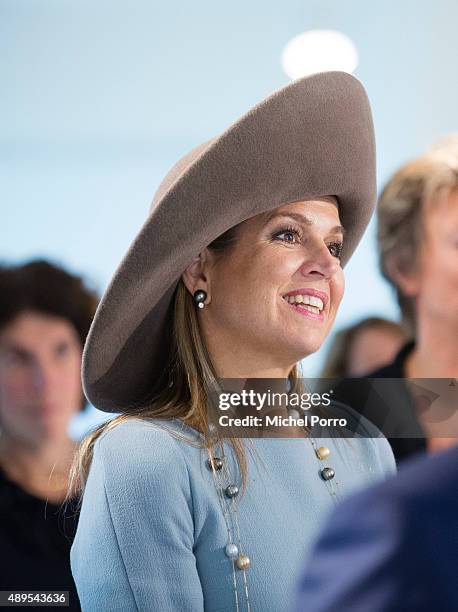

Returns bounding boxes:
[265,212,345,236]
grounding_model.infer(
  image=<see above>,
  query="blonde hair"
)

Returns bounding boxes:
[67,227,304,503]
[377,137,458,335]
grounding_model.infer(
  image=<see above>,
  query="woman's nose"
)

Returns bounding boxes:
[299,243,340,279]
[31,360,55,394]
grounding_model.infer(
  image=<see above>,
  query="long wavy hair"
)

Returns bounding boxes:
[67,223,304,504]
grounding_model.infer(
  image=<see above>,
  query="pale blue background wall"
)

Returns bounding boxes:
[1,0,457,433]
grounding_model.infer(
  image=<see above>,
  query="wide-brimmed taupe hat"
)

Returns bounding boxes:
[83,70,376,412]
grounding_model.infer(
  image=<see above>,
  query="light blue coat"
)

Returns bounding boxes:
[70,415,395,612]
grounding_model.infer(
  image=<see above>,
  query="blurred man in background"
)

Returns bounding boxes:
[0,260,99,611]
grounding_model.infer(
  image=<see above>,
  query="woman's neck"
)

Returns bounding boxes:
[405,316,458,378]
[207,340,297,380]
[0,434,77,501]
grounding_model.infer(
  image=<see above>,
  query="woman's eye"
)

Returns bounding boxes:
[55,342,71,358]
[0,350,30,368]
[272,227,302,243]
[327,242,343,259]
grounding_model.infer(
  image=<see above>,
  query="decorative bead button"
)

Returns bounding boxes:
[320,467,335,481]
[225,484,239,498]
[225,543,239,559]
[235,554,251,570]
[206,457,223,471]
[316,446,330,460]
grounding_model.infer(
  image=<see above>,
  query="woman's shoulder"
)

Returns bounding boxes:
[97,416,199,446]
[91,417,202,479]
[83,418,203,510]
[319,399,386,438]
[322,400,397,475]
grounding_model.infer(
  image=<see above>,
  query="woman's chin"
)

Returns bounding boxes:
[280,338,324,365]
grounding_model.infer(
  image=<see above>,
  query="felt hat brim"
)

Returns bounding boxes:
[83,71,376,412]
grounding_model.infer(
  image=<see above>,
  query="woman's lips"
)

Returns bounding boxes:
[282,288,328,306]
[281,287,328,321]
[282,298,325,321]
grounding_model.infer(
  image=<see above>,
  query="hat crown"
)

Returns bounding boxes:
[150,140,215,212]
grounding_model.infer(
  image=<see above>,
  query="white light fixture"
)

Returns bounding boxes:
[282,30,359,79]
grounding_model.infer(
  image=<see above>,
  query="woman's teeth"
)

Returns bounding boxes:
[283,294,324,314]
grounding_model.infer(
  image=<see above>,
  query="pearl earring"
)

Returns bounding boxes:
[193,289,207,309]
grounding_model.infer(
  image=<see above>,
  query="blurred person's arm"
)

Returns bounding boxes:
[295,491,412,612]
[294,449,458,612]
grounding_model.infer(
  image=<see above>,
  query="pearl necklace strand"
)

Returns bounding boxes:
[206,432,341,611]
[207,452,252,612]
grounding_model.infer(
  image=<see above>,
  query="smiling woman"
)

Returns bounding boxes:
[69,72,396,612]
[185,198,345,374]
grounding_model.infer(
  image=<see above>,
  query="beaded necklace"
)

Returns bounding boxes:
[206,428,341,611]
[208,454,252,612]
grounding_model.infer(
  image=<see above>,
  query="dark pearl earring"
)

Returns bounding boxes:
[193,289,207,309]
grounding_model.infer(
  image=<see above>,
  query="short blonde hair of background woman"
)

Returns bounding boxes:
[377,135,458,336]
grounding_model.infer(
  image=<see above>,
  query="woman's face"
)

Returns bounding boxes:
[413,188,458,328]
[347,327,405,376]
[0,311,83,447]
[195,198,345,374]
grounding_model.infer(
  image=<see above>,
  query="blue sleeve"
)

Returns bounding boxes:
[372,436,397,477]
[70,421,205,612]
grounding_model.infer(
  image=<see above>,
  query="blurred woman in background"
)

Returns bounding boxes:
[317,138,458,464]
[321,316,407,378]
[373,136,458,458]
[0,260,98,611]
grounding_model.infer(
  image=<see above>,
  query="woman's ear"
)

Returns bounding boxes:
[181,249,212,300]
[385,253,421,298]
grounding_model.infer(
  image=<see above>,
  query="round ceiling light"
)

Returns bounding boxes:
[282,30,359,79]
